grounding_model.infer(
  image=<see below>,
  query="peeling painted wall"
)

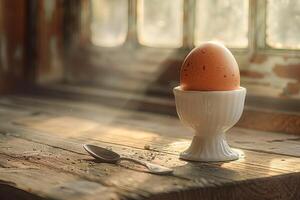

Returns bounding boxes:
[239,54,300,99]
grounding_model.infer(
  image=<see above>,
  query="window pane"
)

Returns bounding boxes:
[194,0,248,48]
[91,0,128,47]
[267,0,300,49]
[138,0,183,48]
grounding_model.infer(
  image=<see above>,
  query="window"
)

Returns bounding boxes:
[266,0,300,49]
[137,0,183,48]
[89,0,300,52]
[194,0,248,48]
[91,0,128,47]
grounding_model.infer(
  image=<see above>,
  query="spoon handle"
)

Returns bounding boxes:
[120,157,173,175]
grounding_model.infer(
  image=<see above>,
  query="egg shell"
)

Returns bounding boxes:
[180,42,240,91]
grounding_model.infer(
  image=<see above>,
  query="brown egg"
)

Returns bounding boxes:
[180,42,240,91]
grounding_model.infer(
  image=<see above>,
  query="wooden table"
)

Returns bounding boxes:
[0,93,299,200]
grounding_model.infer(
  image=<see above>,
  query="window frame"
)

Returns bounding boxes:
[87,0,299,56]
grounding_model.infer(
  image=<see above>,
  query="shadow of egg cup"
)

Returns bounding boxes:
[173,86,246,162]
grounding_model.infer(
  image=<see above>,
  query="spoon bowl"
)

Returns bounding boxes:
[83,144,120,163]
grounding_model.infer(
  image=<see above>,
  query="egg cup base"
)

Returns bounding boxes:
[180,134,239,162]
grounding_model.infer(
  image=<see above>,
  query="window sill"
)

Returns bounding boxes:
[26,83,300,136]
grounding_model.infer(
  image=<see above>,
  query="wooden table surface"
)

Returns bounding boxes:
[0,93,299,200]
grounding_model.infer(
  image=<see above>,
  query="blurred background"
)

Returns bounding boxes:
[0,0,299,133]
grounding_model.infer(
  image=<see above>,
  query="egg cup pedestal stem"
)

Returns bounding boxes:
[180,134,239,162]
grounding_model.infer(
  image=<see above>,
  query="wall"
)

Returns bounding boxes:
[0,0,66,92]
[1,0,299,102]
[240,54,300,100]
[0,0,27,93]
[35,0,64,84]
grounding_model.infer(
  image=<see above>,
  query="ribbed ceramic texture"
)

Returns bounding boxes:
[173,86,246,161]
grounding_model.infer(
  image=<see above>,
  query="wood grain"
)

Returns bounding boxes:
[2,94,299,157]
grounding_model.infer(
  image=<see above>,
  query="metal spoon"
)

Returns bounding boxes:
[83,144,173,175]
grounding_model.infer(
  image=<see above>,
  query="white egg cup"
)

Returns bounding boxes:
[173,86,246,162]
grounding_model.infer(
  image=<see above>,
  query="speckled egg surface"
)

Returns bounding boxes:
[180,42,240,91]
